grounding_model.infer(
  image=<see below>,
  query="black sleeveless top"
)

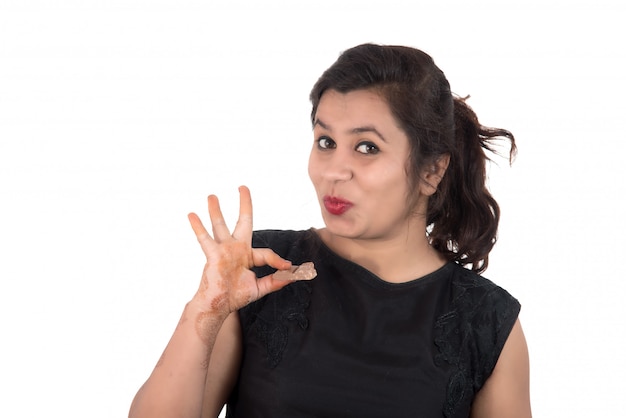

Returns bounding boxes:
[226,229,520,418]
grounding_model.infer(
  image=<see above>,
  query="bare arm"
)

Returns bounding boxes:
[129,187,302,418]
[470,319,532,418]
[201,312,243,417]
[128,300,229,418]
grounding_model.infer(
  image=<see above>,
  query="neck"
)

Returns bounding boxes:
[316,222,447,284]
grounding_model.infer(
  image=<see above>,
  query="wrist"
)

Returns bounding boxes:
[187,295,229,324]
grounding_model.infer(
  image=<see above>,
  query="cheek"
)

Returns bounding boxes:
[307,156,314,183]
[307,152,320,185]
[372,164,410,200]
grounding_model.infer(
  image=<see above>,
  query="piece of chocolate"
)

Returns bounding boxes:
[273,262,317,281]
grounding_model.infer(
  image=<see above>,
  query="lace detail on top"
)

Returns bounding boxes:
[247,281,313,368]
[434,269,520,417]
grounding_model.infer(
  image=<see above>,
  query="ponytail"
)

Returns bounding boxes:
[428,97,516,273]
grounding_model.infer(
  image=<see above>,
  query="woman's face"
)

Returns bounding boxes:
[308,89,423,241]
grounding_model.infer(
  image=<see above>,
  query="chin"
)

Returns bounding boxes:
[322,217,365,239]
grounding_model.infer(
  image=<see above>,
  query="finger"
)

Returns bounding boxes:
[251,248,292,270]
[207,194,231,242]
[187,212,216,256]
[232,185,253,242]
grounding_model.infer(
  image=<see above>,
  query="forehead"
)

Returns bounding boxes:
[314,89,398,127]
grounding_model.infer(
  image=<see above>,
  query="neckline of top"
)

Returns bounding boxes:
[306,227,455,291]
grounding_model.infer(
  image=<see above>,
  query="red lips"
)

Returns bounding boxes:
[323,196,353,215]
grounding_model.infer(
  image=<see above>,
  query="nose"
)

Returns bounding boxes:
[322,150,353,182]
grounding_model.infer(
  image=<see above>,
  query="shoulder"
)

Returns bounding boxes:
[252,229,314,255]
[446,263,520,324]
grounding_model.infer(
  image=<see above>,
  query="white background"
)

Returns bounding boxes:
[1,1,625,417]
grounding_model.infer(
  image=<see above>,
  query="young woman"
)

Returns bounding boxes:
[129,43,531,418]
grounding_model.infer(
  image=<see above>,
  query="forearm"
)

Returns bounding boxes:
[129,300,227,418]
[129,186,296,417]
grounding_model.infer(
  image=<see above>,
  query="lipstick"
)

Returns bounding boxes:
[323,196,353,215]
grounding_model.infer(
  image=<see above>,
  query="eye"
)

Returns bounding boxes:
[355,141,380,155]
[316,136,336,150]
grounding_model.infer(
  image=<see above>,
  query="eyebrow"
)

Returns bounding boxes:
[314,118,388,143]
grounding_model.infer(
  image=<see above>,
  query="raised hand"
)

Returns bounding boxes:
[187,186,295,320]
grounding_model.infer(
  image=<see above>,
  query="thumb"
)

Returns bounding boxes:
[254,274,293,299]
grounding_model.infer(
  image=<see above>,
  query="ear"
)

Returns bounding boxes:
[419,154,450,196]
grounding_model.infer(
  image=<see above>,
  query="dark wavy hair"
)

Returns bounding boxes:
[309,43,516,273]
